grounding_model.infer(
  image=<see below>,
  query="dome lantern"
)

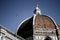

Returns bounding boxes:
[34,4,41,15]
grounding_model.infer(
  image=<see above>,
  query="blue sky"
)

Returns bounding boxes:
[0,0,60,32]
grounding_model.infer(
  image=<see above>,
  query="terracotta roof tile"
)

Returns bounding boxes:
[34,15,55,29]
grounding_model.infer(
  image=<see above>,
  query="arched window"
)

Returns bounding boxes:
[44,36,52,40]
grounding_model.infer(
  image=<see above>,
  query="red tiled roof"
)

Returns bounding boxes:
[34,15,56,29]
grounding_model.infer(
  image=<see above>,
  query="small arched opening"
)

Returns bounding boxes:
[44,36,52,40]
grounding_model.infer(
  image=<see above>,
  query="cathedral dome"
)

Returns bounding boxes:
[17,5,59,39]
[17,14,57,38]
